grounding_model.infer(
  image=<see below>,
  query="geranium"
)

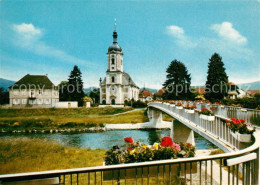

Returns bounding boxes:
[172,143,181,151]
[176,102,183,106]
[160,136,173,147]
[199,108,214,116]
[184,104,197,110]
[124,137,134,144]
[226,118,255,134]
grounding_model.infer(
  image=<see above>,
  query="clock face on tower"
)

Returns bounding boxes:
[110,85,117,96]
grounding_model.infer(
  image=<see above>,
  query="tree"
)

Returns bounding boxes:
[58,81,69,101]
[67,65,85,106]
[89,88,100,104]
[162,60,194,100]
[205,53,229,101]
[0,88,9,105]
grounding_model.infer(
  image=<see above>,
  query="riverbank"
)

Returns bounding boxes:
[0,138,105,174]
[0,107,150,132]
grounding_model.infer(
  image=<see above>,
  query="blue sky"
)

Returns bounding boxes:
[1,0,260,89]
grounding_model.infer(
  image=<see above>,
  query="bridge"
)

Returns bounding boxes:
[0,102,259,185]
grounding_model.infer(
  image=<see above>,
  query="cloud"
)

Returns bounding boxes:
[11,23,96,66]
[210,22,247,44]
[166,25,197,48]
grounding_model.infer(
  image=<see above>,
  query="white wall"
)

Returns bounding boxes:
[55,101,78,108]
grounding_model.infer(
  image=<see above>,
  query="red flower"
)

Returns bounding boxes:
[240,119,245,123]
[124,137,134,144]
[127,147,133,151]
[210,107,213,110]
[160,136,173,147]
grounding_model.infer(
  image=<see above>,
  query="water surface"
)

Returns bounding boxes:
[0,130,217,150]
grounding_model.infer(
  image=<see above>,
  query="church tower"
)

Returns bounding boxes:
[99,21,139,107]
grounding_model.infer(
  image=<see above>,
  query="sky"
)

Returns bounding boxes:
[0,0,260,89]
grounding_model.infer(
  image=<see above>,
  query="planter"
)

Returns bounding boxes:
[220,105,225,108]
[185,109,194,114]
[170,104,176,107]
[231,131,251,143]
[103,162,197,181]
[176,106,183,110]
[200,114,215,121]
[241,108,247,112]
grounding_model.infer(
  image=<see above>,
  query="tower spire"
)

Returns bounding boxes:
[113,19,118,44]
[114,18,117,31]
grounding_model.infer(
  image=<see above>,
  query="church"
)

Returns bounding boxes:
[99,25,139,107]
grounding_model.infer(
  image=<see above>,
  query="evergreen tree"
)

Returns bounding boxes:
[0,88,9,105]
[58,81,69,101]
[67,65,85,106]
[205,53,229,101]
[163,60,194,100]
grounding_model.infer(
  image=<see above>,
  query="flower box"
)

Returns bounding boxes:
[176,106,183,110]
[200,114,215,121]
[231,131,251,142]
[185,109,194,114]
[103,137,197,180]
[170,104,176,107]
[241,108,247,112]
[220,105,225,108]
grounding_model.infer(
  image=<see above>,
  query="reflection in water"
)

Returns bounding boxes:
[0,130,217,150]
[147,130,165,145]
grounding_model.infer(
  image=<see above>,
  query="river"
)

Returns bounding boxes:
[0,130,217,150]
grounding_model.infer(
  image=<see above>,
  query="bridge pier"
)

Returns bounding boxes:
[147,108,163,127]
[172,120,195,146]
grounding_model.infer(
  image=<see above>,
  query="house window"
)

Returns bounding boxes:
[30,90,35,97]
[21,90,26,95]
[38,99,43,104]
[45,99,51,104]
[29,99,35,105]
[112,76,115,83]
[22,99,27,104]
[45,89,51,94]
[111,58,115,65]
[39,90,43,95]
[13,90,19,95]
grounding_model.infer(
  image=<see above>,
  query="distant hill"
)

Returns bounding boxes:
[140,88,158,94]
[0,78,15,91]
[191,81,260,90]
[238,81,260,90]
[84,86,99,95]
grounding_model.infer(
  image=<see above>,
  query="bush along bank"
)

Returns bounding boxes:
[0,119,106,134]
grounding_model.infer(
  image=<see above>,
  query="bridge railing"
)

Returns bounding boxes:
[0,102,259,185]
[159,101,260,127]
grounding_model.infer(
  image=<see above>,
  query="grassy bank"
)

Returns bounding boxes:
[0,107,149,131]
[0,138,106,174]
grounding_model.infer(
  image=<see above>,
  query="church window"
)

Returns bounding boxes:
[112,58,115,65]
[112,76,115,83]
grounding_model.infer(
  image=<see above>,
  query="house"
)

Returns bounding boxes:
[99,25,139,107]
[9,74,59,108]
[139,89,153,102]
[227,82,249,99]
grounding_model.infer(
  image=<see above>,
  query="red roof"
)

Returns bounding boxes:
[246,90,260,95]
[139,90,153,98]
[194,88,205,95]
[155,88,166,97]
